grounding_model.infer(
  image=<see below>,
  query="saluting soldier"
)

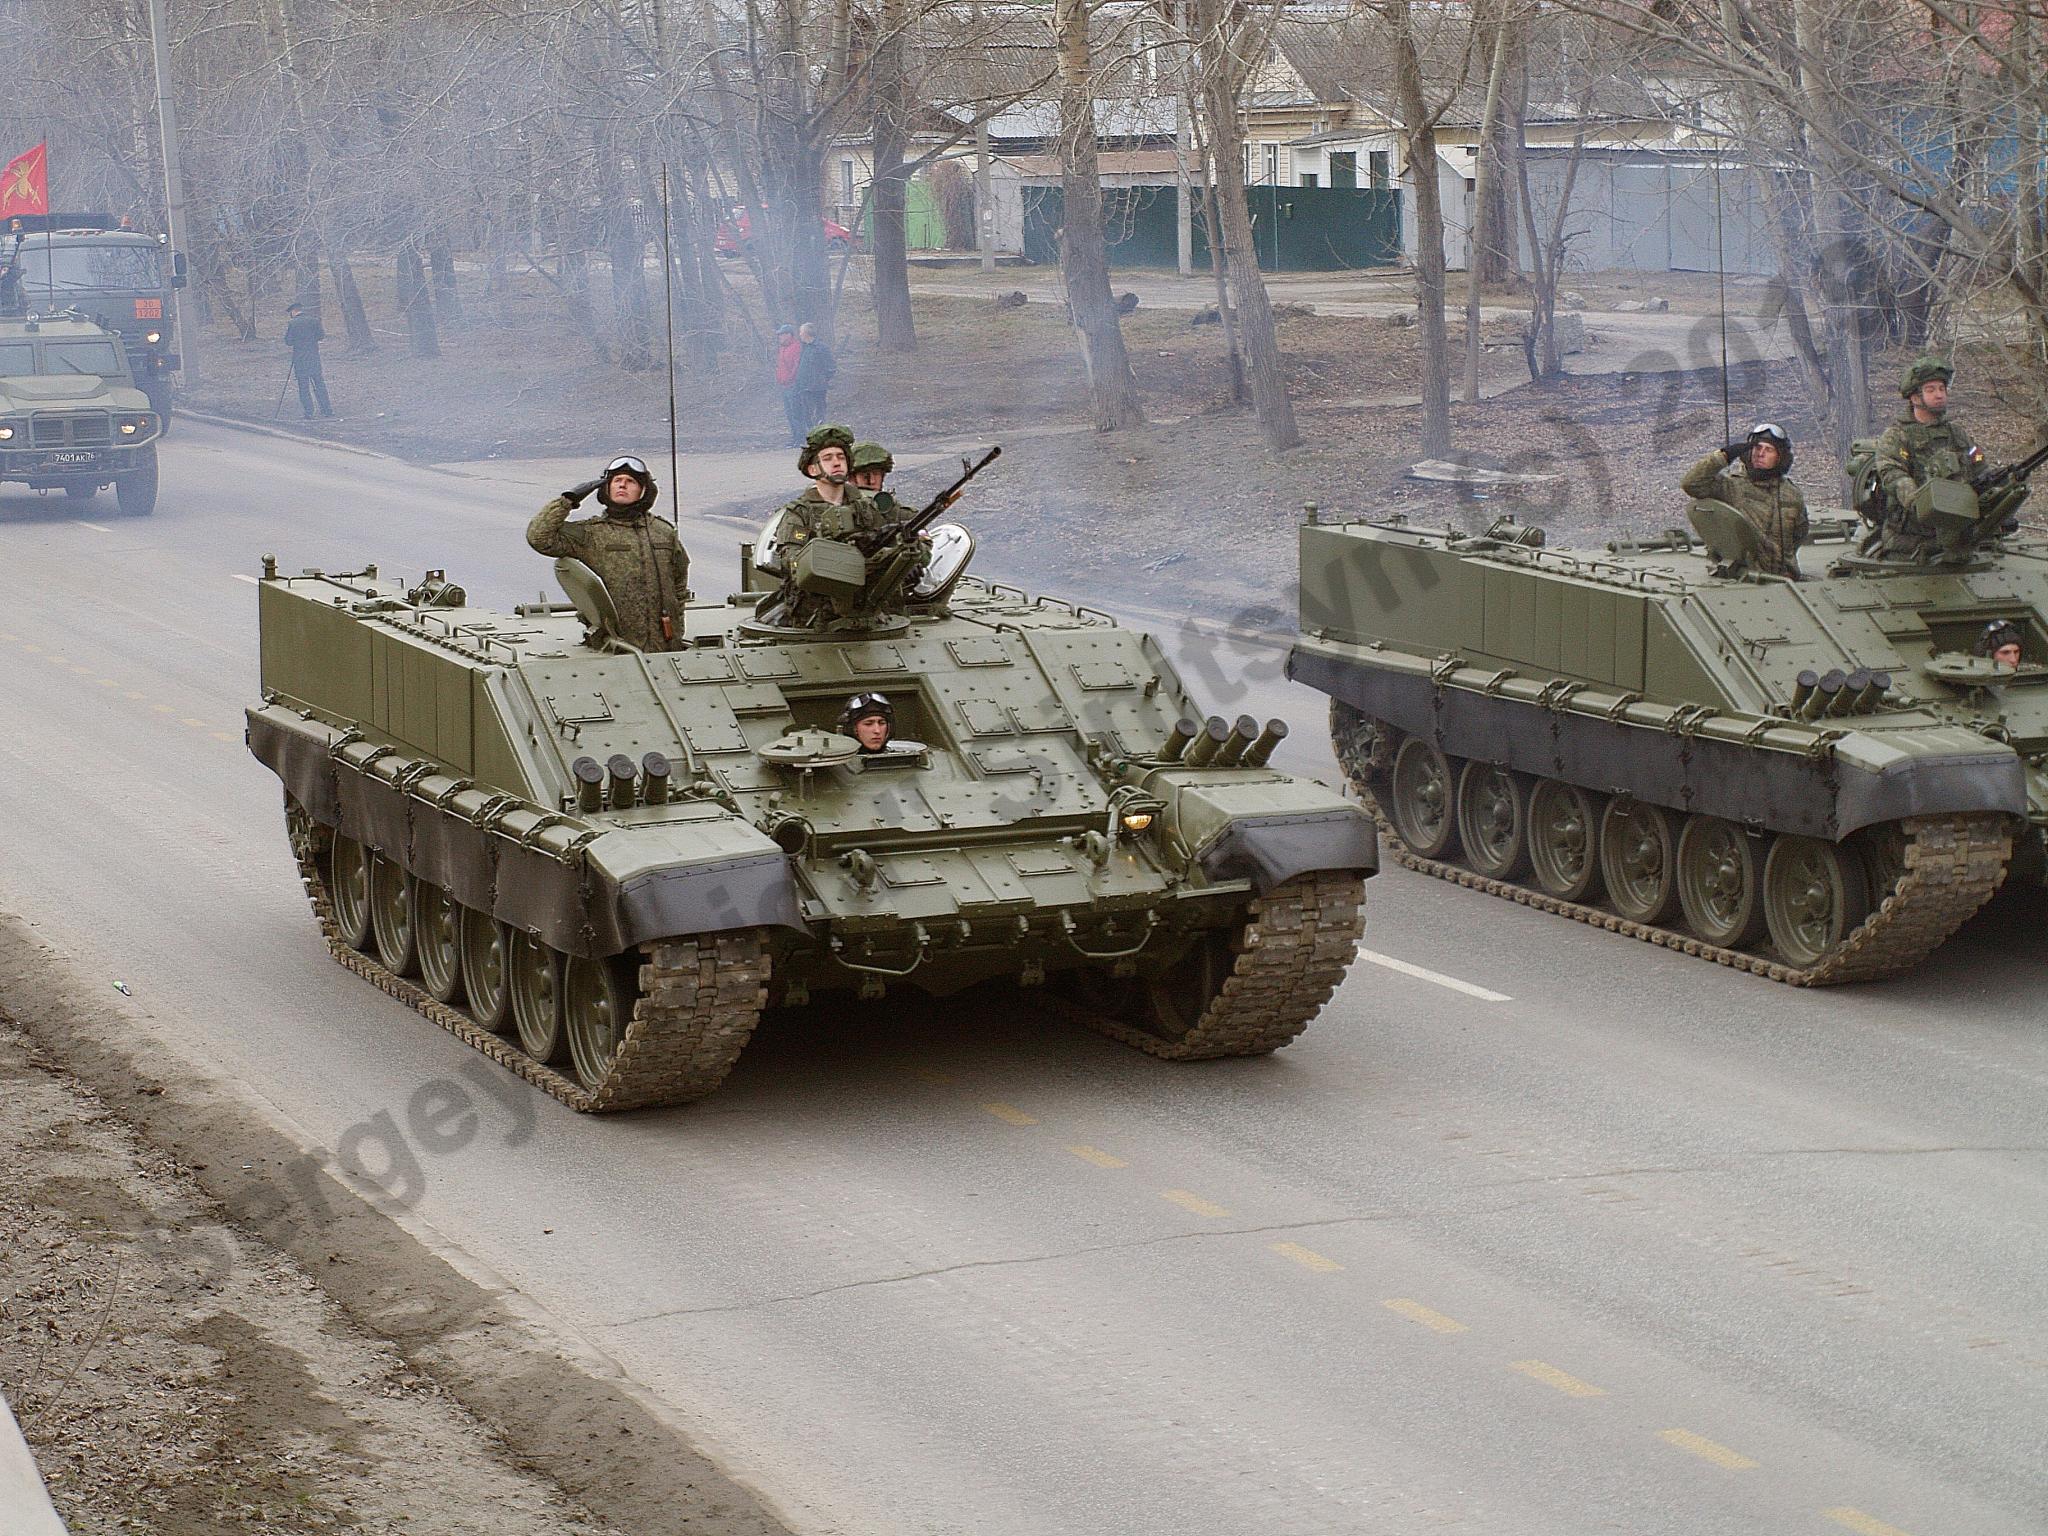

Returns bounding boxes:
[527,453,690,652]
[1680,422,1809,579]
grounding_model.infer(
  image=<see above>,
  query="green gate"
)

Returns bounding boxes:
[1022,185,1400,272]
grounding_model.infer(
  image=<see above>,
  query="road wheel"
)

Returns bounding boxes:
[1527,780,1604,901]
[1455,762,1529,879]
[1764,836,1871,968]
[413,881,463,1004]
[368,854,418,977]
[565,953,636,1090]
[327,835,374,951]
[64,483,96,500]
[509,933,566,1064]
[1388,736,1459,859]
[1598,801,1683,925]
[1676,816,1768,948]
[115,445,157,516]
[459,908,514,1034]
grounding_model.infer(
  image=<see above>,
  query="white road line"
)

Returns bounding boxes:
[77,522,115,534]
[1356,948,1512,1003]
[228,573,258,584]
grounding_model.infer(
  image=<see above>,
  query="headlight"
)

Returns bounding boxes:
[144,330,162,344]
[1120,811,1154,832]
[120,420,137,435]
[0,425,13,441]
[116,414,154,437]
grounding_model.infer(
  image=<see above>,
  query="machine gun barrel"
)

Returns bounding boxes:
[1972,438,2048,494]
[901,445,1001,542]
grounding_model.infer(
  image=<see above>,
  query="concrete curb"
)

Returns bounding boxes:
[0,1391,68,1536]
[174,408,407,464]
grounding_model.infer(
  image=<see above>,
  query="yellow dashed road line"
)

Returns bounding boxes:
[1271,1242,1343,1273]
[1382,1298,1467,1333]
[1509,1359,1605,1398]
[1066,1145,1126,1169]
[981,1102,1038,1127]
[1822,1510,1914,1536]
[1658,1428,1757,1470]
[1160,1189,1230,1219]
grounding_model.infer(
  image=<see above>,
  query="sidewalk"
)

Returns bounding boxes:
[0,1391,66,1536]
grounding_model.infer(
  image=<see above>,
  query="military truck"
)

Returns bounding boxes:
[3,215,183,421]
[1290,492,2038,984]
[0,313,161,514]
[246,501,1377,1112]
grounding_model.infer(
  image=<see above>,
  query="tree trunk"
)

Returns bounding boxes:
[1464,12,1512,402]
[396,242,440,358]
[870,0,915,351]
[1472,0,1522,287]
[1054,0,1145,431]
[429,245,464,329]
[329,247,373,351]
[1196,19,1298,450]
[1391,0,1452,456]
[1188,101,1245,404]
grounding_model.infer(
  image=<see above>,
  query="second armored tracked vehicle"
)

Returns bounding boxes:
[247,495,1376,1112]
[1290,496,2039,984]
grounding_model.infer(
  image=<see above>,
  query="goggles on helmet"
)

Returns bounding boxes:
[605,455,650,477]
[843,691,893,720]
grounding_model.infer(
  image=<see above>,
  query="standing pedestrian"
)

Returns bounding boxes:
[793,321,835,434]
[774,323,804,445]
[284,301,335,420]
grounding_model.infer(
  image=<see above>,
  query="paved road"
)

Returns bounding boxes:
[3,421,2043,1536]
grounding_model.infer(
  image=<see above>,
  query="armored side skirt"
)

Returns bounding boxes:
[248,706,806,958]
[1289,644,2026,840]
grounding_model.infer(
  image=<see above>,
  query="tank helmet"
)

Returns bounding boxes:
[1744,421,1793,476]
[850,441,894,475]
[798,424,855,479]
[840,691,894,730]
[598,453,658,515]
[1900,355,1953,398]
[1976,619,2024,657]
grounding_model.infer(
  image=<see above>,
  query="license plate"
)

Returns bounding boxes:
[46,450,97,465]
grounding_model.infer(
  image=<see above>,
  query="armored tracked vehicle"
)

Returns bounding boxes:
[247,506,1376,1112]
[0,312,160,513]
[1290,491,2041,983]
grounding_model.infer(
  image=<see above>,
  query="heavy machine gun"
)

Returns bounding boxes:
[853,445,1001,610]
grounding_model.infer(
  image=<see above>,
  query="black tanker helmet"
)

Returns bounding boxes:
[1745,422,1793,477]
[1977,619,2025,658]
[840,691,894,731]
[598,453,658,516]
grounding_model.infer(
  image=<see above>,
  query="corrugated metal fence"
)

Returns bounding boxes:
[1023,185,1402,271]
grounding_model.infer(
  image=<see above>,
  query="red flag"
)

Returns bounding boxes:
[0,144,48,219]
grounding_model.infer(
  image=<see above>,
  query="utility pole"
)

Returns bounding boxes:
[972,0,995,272]
[147,0,198,381]
[1174,0,1193,276]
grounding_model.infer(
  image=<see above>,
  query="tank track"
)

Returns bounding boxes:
[287,807,768,1112]
[1066,871,1366,1058]
[1331,706,2010,987]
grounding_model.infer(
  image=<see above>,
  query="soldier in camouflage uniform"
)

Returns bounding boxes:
[1870,357,1987,553]
[1681,422,1809,578]
[527,454,690,652]
[849,441,904,519]
[758,426,926,625]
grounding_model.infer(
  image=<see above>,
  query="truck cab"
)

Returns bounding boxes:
[2,215,182,421]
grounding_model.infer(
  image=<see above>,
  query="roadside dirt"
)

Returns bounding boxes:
[0,922,794,1536]
[0,1015,618,1535]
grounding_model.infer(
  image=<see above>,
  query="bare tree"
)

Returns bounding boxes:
[1384,0,1456,456]
[1054,0,1145,431]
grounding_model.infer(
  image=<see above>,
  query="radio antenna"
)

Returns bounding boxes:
[659,164,681,503]
[1714,149,1731,444]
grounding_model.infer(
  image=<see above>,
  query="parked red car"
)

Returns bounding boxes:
[714,208,856,258]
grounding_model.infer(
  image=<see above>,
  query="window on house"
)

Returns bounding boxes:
[1369,151,1391,188]
[1301,172,1319,188]
[840,160,855,206]
[1330,151,1357,189]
